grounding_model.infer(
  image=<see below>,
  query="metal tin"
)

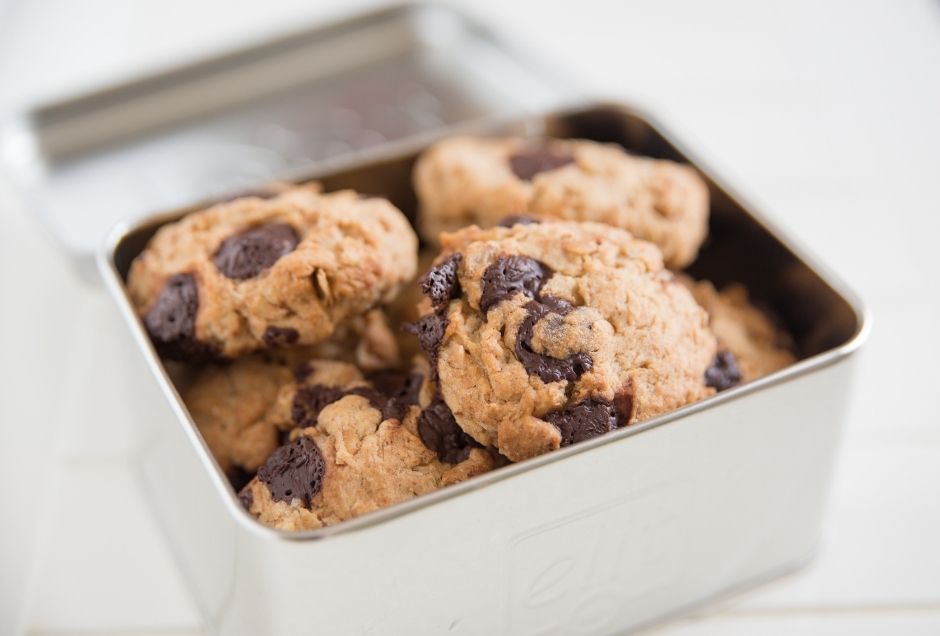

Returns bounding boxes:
[0,3,567,279]
[100,102,869,636]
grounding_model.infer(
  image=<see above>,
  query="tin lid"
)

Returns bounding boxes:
[0,4,569,279]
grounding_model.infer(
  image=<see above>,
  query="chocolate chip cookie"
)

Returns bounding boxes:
[683,278,796,382]
[239,358,493,530]
[127,185,418,360]
[409,221,719,462]
[183,355,293,482]
[413,136,709,268]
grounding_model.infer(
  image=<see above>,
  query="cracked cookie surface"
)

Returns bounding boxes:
[414,136,709,268]
[239,358,493,530]
[411,222,718,462]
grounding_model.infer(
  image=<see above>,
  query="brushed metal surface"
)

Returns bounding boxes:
[99,103,869,635]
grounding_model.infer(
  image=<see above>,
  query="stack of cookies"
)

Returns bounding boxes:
[127,136,795,531]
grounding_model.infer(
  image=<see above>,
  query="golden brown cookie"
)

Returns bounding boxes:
[413,136,709,268]
[239,358,493,530]
[128,186,417,360]
[183,355,293,480]
[683,278,796,382]
[408,221,722,462]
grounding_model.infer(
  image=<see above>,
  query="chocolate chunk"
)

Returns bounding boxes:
[228,466,255,493]
[367,369,424,421]
[238,485,253,510]
[613,388,634,428]
[368,369,422,400]
[705,350,742,392]
[421,253,463,308]
[213,223,299,280]
[257,436,325,508]
[292,385,348,428]
[144,273,216,361]
[508,147,574,181]
[479,255,551,313]
[262,326,299,348]
[543,398,618,447]
[381,397,414,422]
[404,310,449,375]
[497,215,540,228]
[352,387,410,422]
[291,384,385,428]
[515,297,592,383]
[417,395,478,464]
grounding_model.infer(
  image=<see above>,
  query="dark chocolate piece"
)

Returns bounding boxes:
[420,253,463,308]
[291,384,385,428]
[404,310,449,376]
[508,147,574,181]
[262,326,299,348]
[213,223,299,280]
[417,395,478,464]
[515,297,592,383]
[613,388,634,428]
[479,255,551,313]
[543,398,618,447]
[292,385,349,428]
[256,436,325,508]
[144,273,217,361]
[228,466,255,493]
[367,369,424,422]
[705,350,742,392]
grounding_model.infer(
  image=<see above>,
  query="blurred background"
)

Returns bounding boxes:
[1,0,938,634]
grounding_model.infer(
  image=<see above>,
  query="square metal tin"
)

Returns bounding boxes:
[100,102,868,635]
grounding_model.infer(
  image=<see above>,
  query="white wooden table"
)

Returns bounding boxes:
[1,0,938,633]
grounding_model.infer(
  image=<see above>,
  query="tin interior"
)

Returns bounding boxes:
[1,3,565,276]
[106,103,868,540]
